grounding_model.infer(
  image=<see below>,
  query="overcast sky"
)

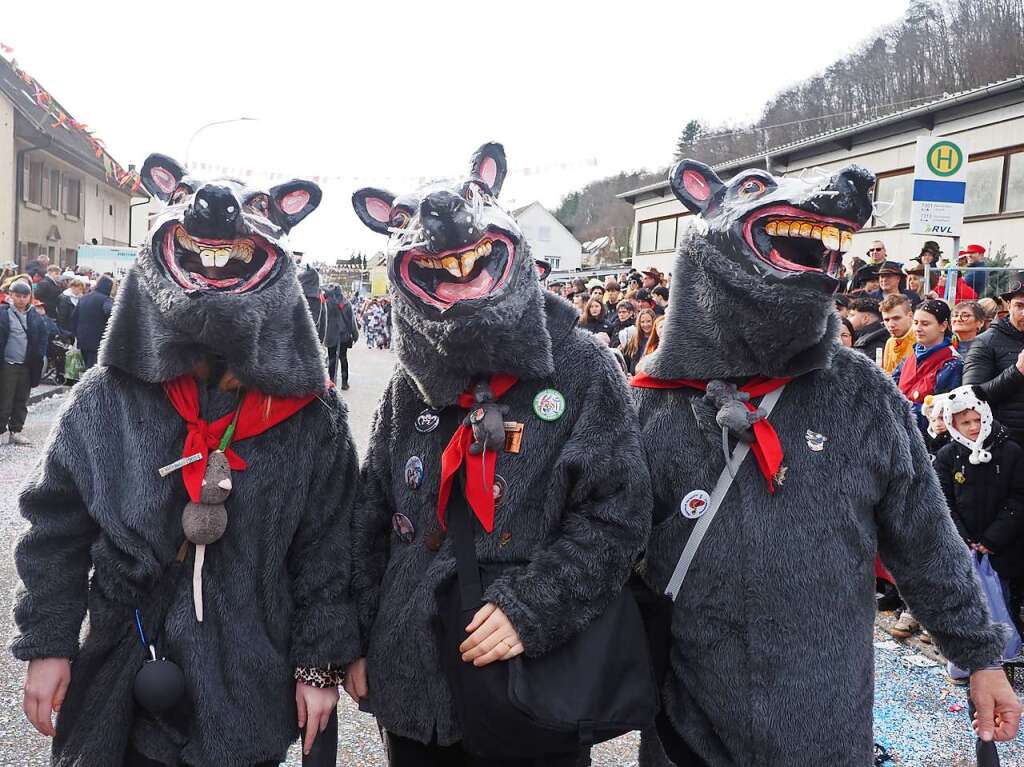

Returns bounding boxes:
[5,1,908,259]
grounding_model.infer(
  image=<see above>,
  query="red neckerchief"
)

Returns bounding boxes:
[631,371,790,493]
[437,374,518,533]
[163,376,316,503]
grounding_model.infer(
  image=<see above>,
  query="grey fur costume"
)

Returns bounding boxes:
[11,243,360,766]
[634,233,1006,766]
[355,284,652,746]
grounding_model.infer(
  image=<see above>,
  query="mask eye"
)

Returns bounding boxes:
[170,185,192,205]
[462,181,489,203]
[391,209,411,229]
[739,178,767,197]
[246,194,270,217]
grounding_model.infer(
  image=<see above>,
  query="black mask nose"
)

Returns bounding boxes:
[418,191,476,253]
[834,165,875,197]
[186,185,240,238]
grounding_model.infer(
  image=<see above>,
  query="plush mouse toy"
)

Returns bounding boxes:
[463,381,510,456]
[181,450,232,621]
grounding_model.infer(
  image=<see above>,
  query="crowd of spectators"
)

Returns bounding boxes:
[840,240,1024,671]
[0,255,116,445]
[548,266,669,375]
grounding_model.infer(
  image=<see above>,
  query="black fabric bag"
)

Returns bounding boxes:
[437,473,658,760]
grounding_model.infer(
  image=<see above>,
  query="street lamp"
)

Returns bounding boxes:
[184,117,258,166]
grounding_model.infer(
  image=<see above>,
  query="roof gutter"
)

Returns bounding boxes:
[13,133,53,266]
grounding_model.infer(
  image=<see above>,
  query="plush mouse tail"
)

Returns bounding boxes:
[193,544,206,622]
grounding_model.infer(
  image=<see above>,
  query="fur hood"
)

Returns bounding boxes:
[640,232,838,380]
[391,263,573,408]
[99,246,326,397]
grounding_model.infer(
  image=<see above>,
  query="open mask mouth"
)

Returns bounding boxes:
[160,223,280,293]
[397,232,515,311]
[743,205,860,276]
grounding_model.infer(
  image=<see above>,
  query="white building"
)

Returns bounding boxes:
[0,55,148,269]
[513,201,583,272]
[619,76,1024,278]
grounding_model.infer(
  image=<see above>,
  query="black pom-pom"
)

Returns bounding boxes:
[134,658,185,713]
[972,385,989,403]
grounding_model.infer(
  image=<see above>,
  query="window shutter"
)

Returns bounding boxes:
[22,159,29,202]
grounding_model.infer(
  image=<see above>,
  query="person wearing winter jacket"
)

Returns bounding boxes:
[71,275,114,370]
[578,297,611,336]
[964,281,1024,447]
[892,299,963,434]
[56,278,86,337]
[323,284,357,389]
[935,385,1024,641]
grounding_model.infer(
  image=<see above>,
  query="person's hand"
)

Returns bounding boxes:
[971,668,1022,741]
[343,658,368,704]
[459,603,523,667]
[296,682,339,755]
[1015,348,1024,376]
[23,657,70,737]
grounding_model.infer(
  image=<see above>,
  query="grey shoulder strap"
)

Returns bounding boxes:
[664,384,787,601]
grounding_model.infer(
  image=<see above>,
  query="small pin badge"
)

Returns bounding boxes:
[392,513,415,543]
[158,452,204,477]
[680,490,711,519]
[805,430,827,452]
[533,389,566,422]
[492,474,508,507]
[415,408,440,434]
[498,531,513,547]
[503,421,524,454]
[954,470,966,485]
[405,456,424,490]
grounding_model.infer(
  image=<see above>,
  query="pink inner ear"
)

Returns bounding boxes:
[365,197,393,224]
[479,156,498,188]
[280,189,311,215]
[150,167,177,194]
[682,169,711,202]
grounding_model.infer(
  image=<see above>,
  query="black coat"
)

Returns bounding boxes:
[578,317,611,337]
[852,320,887,364]
[34,277,62,319]
[935,424,1024,578]
[56,294,77,335]
[964,319,1024,445]
[0,302,47,386]
[323,289,357,349]
[72,277,114,353]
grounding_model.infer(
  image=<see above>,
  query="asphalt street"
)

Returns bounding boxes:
[0,343,1021,766]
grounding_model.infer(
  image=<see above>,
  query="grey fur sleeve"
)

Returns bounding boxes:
[875,391,1007,670]
[286,393,362,670]
[484,352,653,656]
[11,412,100,661]
[351,381,396,653]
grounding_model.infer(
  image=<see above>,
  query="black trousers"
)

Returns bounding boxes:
[124,744,278,766]
[0,361,30,433]
[385,732,589,767]
[326,345,349,385]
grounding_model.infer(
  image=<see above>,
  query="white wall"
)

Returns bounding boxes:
[0,97,13,263]
[515,203,582,271]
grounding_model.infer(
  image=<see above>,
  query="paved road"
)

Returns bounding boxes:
[1,344,1021,765]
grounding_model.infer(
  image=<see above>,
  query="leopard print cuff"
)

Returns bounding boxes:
[294,665,344,689]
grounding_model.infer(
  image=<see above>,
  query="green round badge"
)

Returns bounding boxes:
[533,389,566,422]
[926,140,963,177]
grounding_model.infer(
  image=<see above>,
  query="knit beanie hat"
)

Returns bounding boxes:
[941,385,993,464]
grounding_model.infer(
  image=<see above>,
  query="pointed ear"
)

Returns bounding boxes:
[269,180,322,231]
[469,142,507,197]
[669,159,725,215]
[352,188,396,235]
[534,259,552,281]
[141,153,187,202]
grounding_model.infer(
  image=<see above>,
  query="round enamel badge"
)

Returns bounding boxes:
[405,456,424,490]
[680,490,711,520]
[533,389,566,422]
[415,408,440,434]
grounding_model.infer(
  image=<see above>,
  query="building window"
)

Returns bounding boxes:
[964,156,1003,217]
[638,221,657,253]
[656,217,677,251]
[873,173,913,226]
[1006,152,1024,213]
[63,177,81,217]
[63,247,77,268]
[27,161,43,205]
[49,169,60,210]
